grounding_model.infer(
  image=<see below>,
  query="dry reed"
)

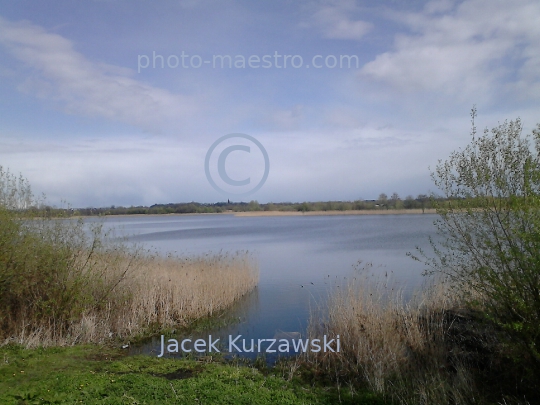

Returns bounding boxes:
[3,250,258,348]
[306,268,479,405]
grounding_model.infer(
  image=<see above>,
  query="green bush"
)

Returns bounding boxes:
[422,108,540,367]
[0,167,134,340]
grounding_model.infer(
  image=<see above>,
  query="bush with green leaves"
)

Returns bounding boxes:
[422,108,540,365]
[0,166,135,341]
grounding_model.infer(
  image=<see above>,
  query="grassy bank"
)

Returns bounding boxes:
[0,344,386,405]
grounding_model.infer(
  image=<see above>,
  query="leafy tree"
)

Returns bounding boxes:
[248,200,261,211]
[416,194,429,213]
[390,192,401,209]
[425,107,540,365]
[298,202,310,212]
[377,193,388,209]
[403,195,416,209]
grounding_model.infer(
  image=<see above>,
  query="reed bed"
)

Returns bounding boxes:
[0,210,258,347]
[115,251,259,336]
[306,271,480,405]
[4,251,258,348]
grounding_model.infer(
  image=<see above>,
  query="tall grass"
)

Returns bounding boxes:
[0,206,258,347]
[109,251,259,338]
[306,269,481,405]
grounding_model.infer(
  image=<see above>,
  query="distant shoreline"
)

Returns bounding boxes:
[79,208,436,219]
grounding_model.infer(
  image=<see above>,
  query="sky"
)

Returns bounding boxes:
[1,0,539,207]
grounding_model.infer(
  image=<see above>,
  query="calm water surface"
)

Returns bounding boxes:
[96,213,439,360]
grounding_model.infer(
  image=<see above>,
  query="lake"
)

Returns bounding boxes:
[95,213,439,361]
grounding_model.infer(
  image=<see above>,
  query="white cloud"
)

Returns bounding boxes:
[303,1,372,40]
[0,134,208,206]
[0,16,199,132]
[360,0,540,101]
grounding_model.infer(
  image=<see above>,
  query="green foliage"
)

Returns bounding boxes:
[297,202,310,212]
[67,198,436,217]
[248,200,261,211]
[0,168,135,339]
[426,107,540,365]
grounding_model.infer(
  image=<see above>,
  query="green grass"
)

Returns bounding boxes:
[0,345,386,405]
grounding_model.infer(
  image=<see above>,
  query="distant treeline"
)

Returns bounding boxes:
[55,193,438,216]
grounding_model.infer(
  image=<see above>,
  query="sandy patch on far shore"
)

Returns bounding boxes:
[234,209,436,217]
